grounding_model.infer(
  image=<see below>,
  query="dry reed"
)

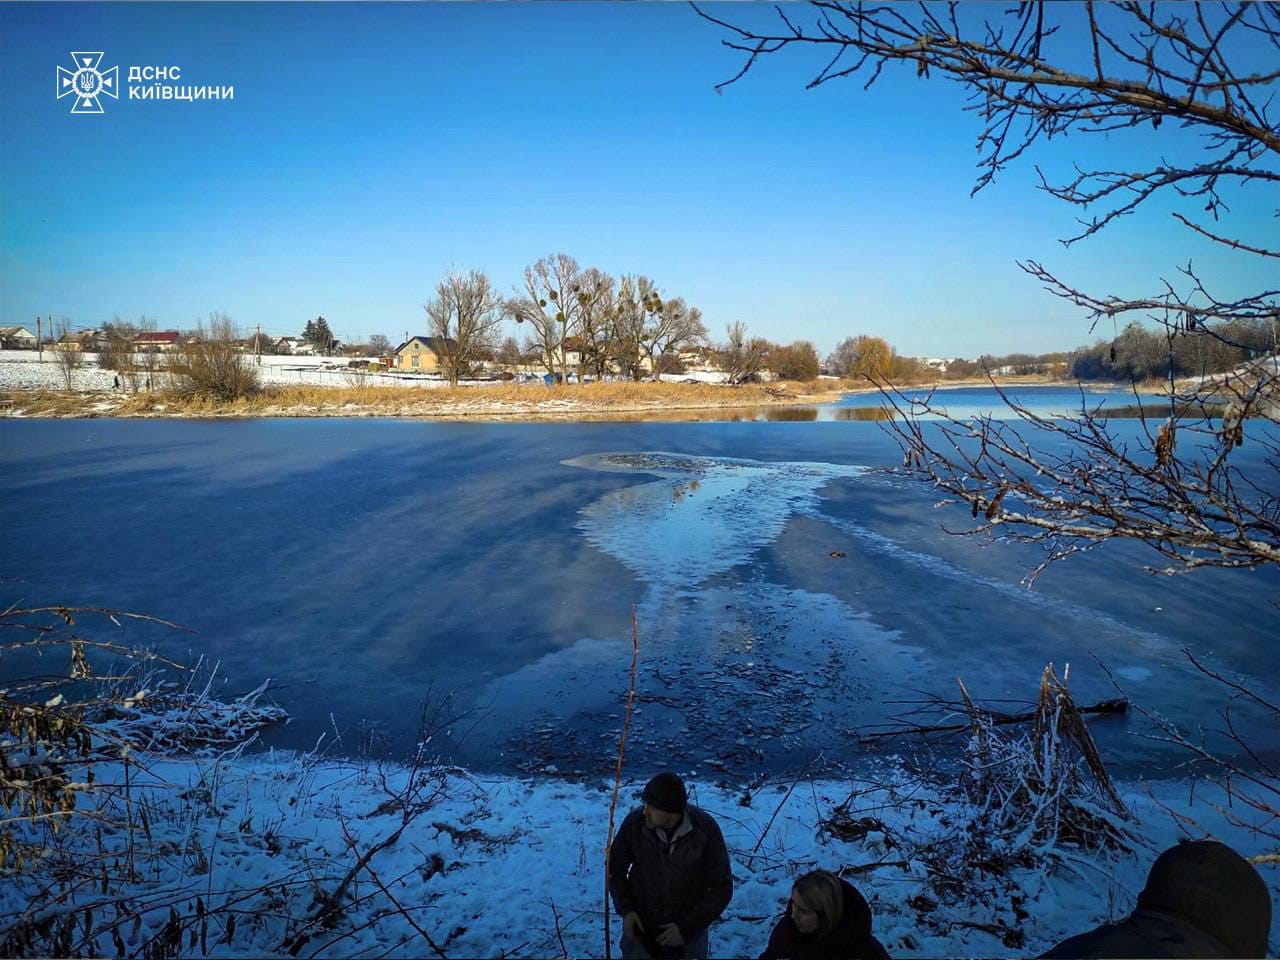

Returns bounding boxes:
[2,378,869,420]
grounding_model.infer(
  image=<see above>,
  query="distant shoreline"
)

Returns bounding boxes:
[0,375,1175,421]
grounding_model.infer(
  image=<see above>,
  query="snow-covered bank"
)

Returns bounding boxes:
[0,349,498,391]
[3,748,1275,958]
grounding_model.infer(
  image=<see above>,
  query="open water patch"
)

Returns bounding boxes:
[565,452,865,586]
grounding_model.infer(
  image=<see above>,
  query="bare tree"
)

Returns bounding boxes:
[168,313,260,401]
[701,2,1280,577]
[495,335,524,369]
[720,320,771,385]
[52,322,83,390]
[827,334,895,380]
[640,295,708,382]
[574,267,618,381]
[368,334,392,357]
[510,253,584,382]
[609,276,707,381]
[611,275,660,381]
[771,340,821,381]
[129,314,160,390]
[425,269,506,386]
[97,316,137,378]
[246,331,276,356]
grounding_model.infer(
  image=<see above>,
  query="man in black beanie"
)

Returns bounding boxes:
[609,772,733,959]
[1040,839,1272,957]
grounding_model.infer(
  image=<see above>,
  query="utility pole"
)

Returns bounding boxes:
[36,315,42,359]
[256,322,262,365]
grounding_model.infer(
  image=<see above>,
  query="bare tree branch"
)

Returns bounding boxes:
[700,2,1280,578]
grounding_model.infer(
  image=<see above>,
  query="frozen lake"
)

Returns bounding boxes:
[1,388,1276,779]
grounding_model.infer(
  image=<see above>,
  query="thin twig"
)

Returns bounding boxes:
[338,815,448,959]
[603,606,641,960]
[748,753,822,869]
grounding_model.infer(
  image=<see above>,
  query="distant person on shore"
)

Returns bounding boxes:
[609,772,733,959]
[759,869,890,960]
[1040,839,1271,958]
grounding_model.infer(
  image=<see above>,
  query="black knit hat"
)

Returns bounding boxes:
[1136,839,1271,957]
[642,772,687,815]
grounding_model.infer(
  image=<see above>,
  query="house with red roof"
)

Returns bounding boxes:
[133,331,181,352]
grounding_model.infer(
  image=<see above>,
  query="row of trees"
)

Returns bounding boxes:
[927,316,1278,385]
[46,314,262,398]
[77,303,1268,390]
[85,319,166,390]
[1070,317,1278,383]
[295,318,392,357]
[81,315,395,361]
[423,259,937,386]
[420,257,849,386]
[419,256,712,386]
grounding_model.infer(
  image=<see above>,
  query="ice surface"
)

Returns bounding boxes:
[568,452,865,586]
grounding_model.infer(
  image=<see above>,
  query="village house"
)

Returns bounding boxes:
[0,326,38,349]
[276,337,342,357]
[393,336,458,373]
[679,346,722,372]
[559,337,589,371]
[133,331,182,352]
[546,338,659,378]
[54,330,100,351]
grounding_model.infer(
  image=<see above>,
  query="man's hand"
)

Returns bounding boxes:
[656,924,685,947]
[623,912,645,940]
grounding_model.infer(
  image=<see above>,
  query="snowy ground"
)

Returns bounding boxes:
[0,350,503,391]
[0,350,729,392]
[2,745,1275,958]
[0,349,118,390]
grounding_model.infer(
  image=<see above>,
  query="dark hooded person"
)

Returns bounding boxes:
[759,869,890,960]
[1040,839,1272,958]
[608,772,734,959]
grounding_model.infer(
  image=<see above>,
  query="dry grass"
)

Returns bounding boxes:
[1,378,868,420]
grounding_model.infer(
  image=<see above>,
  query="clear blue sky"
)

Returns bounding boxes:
[1,2,1274,357]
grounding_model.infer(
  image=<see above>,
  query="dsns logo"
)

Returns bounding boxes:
[56,52,119,114]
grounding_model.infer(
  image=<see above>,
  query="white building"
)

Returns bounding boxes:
[0,326,38,348]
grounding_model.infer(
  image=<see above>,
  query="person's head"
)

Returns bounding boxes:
[789,870,845,935]
[641,772,686,830]
[1136,839,1271,957]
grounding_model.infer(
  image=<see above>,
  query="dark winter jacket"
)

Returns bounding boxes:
[608,805,734,943]
[1040,840,1272,958]
[759,877,890,960]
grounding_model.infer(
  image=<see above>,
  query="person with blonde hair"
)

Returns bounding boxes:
[759,869,889,960]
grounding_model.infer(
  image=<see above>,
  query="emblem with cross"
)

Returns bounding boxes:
[56,52,119,114]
